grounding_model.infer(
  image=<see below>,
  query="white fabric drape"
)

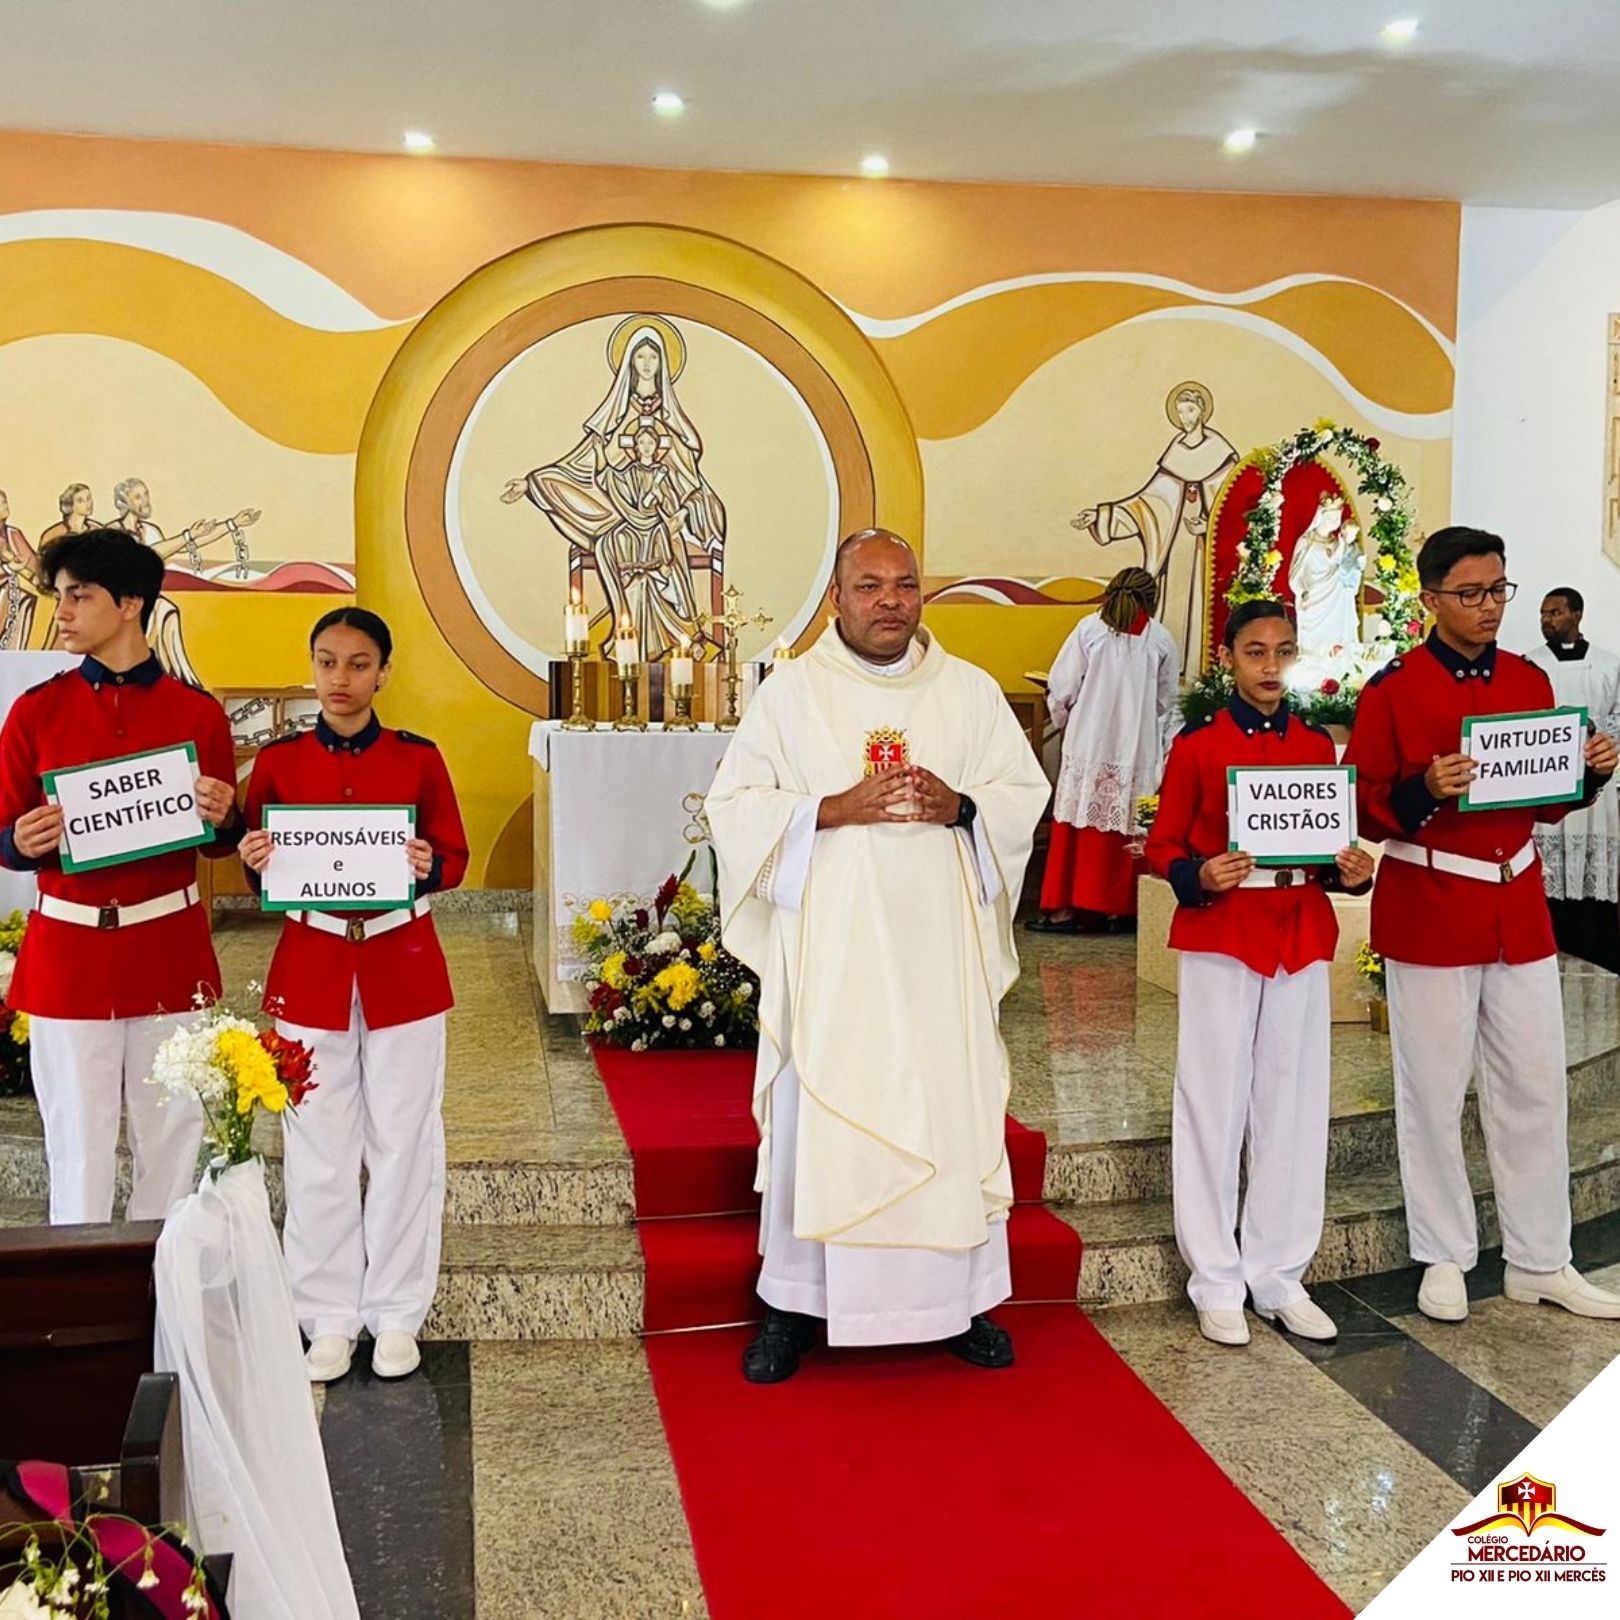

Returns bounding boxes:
[1047,615,1179,833]
[154,1159,359,1620]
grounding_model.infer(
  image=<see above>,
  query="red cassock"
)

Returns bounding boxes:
[1345,633,1603,968]
[243,716,469,1031]
[1144,697,1346,976]
[0,657,238,1019]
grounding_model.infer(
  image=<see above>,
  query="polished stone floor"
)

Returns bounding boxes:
[4,912,1619,1616]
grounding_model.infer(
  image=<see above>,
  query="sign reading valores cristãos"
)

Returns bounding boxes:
[260,803,416,912]
[1227,764,1358,866]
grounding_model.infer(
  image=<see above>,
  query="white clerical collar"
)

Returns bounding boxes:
[854,641,917,678]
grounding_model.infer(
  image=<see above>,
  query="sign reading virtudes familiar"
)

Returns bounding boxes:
[44,743,213,873]
[260,804,415,912]
[1227,765,1357,865]
[1461,707,1588,812]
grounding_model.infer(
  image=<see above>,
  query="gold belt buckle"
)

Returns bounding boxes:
[1274,870,1295,888]
[345,917,367,944]
[1500,860,1515,884]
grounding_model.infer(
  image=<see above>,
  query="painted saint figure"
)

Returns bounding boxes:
[0,489,44,651]
[1073,382,1238,674]
[501,317,725,655]
[38,482,105,546]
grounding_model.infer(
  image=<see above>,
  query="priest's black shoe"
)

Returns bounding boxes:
[742,1307,818,1384]
[944,1314,1015,1369]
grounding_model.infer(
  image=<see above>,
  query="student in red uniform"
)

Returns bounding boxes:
[0,531,242,1224]
[1346,526,1620,1323]
[240,608,468,1383]
[1147,600,1373,1347]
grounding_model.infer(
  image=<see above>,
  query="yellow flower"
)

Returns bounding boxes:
[217,1027,287,1115]
[1397,567,1420,595]
[1376,553,1398,575]
[588,899,614,923]
[10,1011,28,1045]
[601,951,628,989]
[697,941,717,962]
[653,961,703,1011]
[1313,416,1336,433]
[1263,549,1283,568]
[670,883,707,924]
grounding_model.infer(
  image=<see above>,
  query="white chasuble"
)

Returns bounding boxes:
[707,626,1050,1253]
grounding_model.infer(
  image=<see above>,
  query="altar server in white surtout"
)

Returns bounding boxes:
[707,529,1050,1383]
[1527,586,1620,972]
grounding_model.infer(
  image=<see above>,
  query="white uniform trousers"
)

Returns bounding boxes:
[29,1012,202,1225]
[1385,956,1571,1273]
[276,989,447,1341]
[1171,953,1331,1313]
[756,1060,1012,1347]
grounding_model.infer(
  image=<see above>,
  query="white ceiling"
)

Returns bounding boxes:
[6,0,1620,207]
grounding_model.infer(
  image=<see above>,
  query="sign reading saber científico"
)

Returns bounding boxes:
[1227,764,1358,865]
[260,804,416,912]
[44,743,213,873]
[1461,707,1588,812]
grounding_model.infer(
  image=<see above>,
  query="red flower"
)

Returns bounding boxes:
[1406,619,1423,637]
[623,957,644,979]
[1321,679,1341,695]
[260,1030,318,1107]
[1365,437,1381,452]
[634,908,650,931]
[654,873,680,921]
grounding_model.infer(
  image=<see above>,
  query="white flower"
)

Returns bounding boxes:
[662,1014,677,1028]
[1261,488,1285,511]
[630,1038,647,1053]
[714,1034,726,1047]
[736,983,753,1001]
[1363,613,1391,641]
[1375,496,1393,512]
[136,1570,160,1591]
[699,1002,716,1019]
[679,1018,692,1031]
[648,931,682,955]
[613,1006,631,1024]
[0,949,14,994]
[0,1579,52,1619]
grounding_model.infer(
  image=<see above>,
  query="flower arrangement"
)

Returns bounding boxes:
[0,909,30,1098]
[1,1517,214,1618]
[572,865,759,1052]
[1134,795,1160,835]
[1354,941,1386,999]
[146,993,317,1171]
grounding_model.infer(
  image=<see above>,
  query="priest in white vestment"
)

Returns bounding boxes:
[1528,587,1620,971]
[707,529,1051,1382]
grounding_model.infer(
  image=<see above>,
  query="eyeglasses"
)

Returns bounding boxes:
[1427,581,1518,608]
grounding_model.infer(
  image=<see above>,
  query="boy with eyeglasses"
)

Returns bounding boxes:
[1347,526,1620,1322]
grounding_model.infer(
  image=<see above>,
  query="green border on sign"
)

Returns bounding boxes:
[1460,706,1588,813]
[1227,763,1358,866]
[43,741,215,873]
[259,803,418,913]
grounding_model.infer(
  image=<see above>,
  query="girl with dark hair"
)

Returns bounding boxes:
[239,607,468,1384]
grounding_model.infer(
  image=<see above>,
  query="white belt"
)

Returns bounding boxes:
[36,883,200,931]
[1237,866,1312,889]
[1383,838,1537,886]
[287,897,432,944]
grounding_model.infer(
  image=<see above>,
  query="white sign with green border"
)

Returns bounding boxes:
[1227,764,1358,866]
[1460,707,1587,812]
[260,803,416,912]
[44,742,213,873]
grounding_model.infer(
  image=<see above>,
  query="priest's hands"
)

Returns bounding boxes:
[900,766,963,825]
[12,803,64,860]
[817,771,915,828]
[1198,851,1254,893]
[239,828,273,873]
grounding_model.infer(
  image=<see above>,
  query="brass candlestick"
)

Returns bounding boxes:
[613,662,647,730]
[697,586,774,733]
[665,683,698,731]
[561,648,593,730]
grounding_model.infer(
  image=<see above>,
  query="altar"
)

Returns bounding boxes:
[0,650,81,914]
[529,722,734,1013]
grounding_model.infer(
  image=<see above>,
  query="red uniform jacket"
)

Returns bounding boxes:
[1345,632,1606,967]
[244,715,469,1031]
[1145,696,1353,976]
[0,655,239,1019]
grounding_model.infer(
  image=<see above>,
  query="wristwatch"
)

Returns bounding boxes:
[950,793,978,831]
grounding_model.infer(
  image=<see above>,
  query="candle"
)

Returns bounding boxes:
[670,635,694,693]
[564,592,589,656]
[614,616,640,670]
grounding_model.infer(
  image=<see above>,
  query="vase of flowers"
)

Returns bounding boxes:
[572,865,760,1052]
[1355,942,1389,1033]
[0,1513,219,1618]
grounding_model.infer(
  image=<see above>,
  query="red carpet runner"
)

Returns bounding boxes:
[596,1047,1351,1619]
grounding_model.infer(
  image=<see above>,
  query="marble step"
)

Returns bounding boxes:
[0,1099,635,1230]
[1043,1041,1620,1207]
[1064,1093,1620,1308]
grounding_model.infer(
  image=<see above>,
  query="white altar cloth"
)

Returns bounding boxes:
[528,721,734,1012]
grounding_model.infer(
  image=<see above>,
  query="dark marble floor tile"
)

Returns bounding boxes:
[320,1340,476,1620]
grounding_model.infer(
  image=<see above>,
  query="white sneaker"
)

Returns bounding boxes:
[1417,1262,1469,1322]
[1196,1308,1250,1346]
[1256,1297,1338,1341]
[1503,1264,1620,1320]
[372,1330,422,1379]
[305,1334,355,1383]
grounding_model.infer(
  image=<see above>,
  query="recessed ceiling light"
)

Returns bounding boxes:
[652,90,686,116]
[860,153,890,178]
[1222,127,1258,155]
[402,130,436,153]
[1381,18,1419,43]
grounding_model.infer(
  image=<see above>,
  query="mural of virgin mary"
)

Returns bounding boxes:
[502,316,726,652]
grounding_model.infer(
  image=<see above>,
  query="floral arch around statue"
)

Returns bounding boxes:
[1185,420,1423,726]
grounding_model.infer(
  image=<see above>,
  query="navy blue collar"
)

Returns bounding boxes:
[1227,693,1289,736]
[1427,628,1497,682]
[78,654,163,690]
[316,713,382,754]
